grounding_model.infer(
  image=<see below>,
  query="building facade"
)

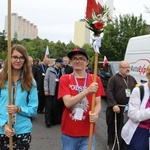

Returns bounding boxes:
[73,19,91,47]
[73,0,114,47]
[5,13,38,40]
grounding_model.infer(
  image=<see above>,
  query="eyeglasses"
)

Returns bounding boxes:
[11,55,25,62]
[121,66,130,69]
[71,57,86,62]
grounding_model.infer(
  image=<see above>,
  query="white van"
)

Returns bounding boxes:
[124,34,150,84]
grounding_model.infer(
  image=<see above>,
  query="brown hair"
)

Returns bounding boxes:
[0,44,35,91]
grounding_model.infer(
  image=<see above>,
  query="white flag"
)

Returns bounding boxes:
[45,46,50,58]
[93,36,101,53]
[103,56,108,67]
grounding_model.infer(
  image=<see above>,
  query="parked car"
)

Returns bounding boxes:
[97,61,120,95]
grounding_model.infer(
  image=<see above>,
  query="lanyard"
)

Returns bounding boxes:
[73,73,87,93]
[41,64,46,73]
[123,77,128,88]
[54,67,60,77]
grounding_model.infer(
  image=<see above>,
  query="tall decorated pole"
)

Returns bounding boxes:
[85,0,112,149]
[7,0,13,149]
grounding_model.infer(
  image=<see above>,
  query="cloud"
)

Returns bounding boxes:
[0,0,86,44]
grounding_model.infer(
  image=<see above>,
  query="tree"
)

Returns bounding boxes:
[53,41,66,58]
[0,14,149,61]
[12,32,20,45]
[101,14,149,61]
[0,30,7,53]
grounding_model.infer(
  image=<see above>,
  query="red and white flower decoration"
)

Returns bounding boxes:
[85,5,112,36]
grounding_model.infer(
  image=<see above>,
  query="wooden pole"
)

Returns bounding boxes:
[7,0,13,149]
[88,52,99,150]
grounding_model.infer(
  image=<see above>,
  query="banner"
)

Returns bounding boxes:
[103,56,108,67]
[45,46,50,58]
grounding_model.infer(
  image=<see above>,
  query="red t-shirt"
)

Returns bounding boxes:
[58,73,105,137]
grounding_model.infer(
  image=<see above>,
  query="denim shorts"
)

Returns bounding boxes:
[61,133,95,150]
[0,133,31,150]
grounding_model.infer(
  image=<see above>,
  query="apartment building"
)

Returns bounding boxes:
[73,19,91,47]
[5,13,38,40]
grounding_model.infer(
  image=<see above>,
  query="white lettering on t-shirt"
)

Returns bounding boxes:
[69,84,86,91]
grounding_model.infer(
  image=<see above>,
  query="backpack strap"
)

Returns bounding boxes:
[139,85,144,102]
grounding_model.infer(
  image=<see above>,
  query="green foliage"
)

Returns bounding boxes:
[11,32,20,45]
[0,14,149,63]
[101,14,149,61]
[0,50,7,59]
[0,30,7,54]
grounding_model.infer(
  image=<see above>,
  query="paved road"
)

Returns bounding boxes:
[31,99,108,150]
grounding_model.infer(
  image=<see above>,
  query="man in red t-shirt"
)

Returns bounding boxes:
[58,47,105,150]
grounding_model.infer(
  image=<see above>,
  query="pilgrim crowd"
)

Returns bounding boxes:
[0,45,149,150]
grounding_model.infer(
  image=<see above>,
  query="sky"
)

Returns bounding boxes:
[0,0,150,44]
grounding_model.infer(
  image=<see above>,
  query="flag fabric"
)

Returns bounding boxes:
[103,56,108,67]
[93,36,101,53]
[45,46,50,58]
[86,0,102,19]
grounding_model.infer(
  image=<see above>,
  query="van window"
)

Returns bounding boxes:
[98,62,119,77]
[97,61,120,96]
[113,63,120,74]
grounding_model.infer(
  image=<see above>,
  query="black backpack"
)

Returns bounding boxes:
[139,85,144,102]
[123,85,144,124]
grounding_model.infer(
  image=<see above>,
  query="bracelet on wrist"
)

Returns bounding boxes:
[17,107,21,113]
